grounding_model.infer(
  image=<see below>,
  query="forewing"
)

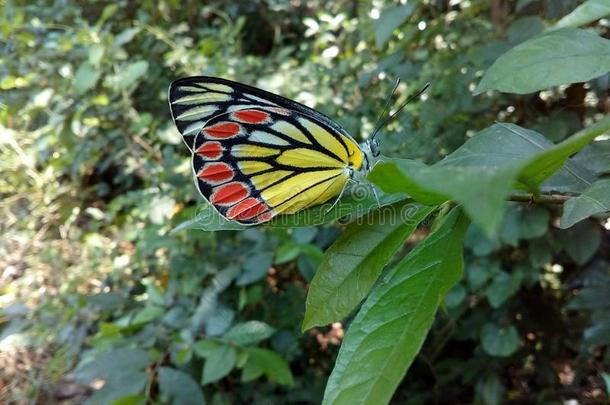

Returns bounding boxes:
[191,107,356,224]
[168,76,356,151]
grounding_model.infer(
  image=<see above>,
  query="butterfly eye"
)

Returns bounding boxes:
[370,139,380,157]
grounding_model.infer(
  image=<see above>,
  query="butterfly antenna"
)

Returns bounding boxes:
[370,78,401,141]
[371,82,431,141]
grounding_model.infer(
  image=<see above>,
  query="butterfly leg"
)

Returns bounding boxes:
[371,184,381,208]
[325,182,348,215]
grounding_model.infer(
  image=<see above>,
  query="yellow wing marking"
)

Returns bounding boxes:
[260,169,345,208]
[280,175,347,214]
[176,105,218,121]
[271,121,312,144]
[251,170,294,189]
[344,136,363,170]
[202,83,233,93]
[277,148,344,168]
[238,161,273,175]
[172,92,231,105]
[232,144,280,158]
[298,117,348,162]
[249,130,290,146]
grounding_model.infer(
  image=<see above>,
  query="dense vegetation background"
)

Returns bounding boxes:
[1,0,609,404]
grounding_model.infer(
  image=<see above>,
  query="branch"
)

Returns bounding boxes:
[508,193,571,204]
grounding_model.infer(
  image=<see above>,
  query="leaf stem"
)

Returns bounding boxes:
[508,193,572,204]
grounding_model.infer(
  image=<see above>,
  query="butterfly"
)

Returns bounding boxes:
[168,76,425,225]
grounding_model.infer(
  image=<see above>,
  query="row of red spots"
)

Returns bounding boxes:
[197,162,234,184]
[254,211,274,223]
[195,141,223,159]
[226,197,269,221]
[211,182,249,205]
[203,122,241,139]
[233,109,270,124]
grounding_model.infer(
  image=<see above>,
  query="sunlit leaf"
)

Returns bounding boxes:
[323,208,468,405]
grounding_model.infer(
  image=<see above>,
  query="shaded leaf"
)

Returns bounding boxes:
[223,321,275,346]
[560,179,610,228]
[73,62,101,94]
[323,208,468,405]
[375,4,416,48]
[247,348,294,386]
[475,28,610,94]
[202,344,236,384]
[481,324,520,357]
[554,0,610,29]
[559,220,602,264]
[158,367,205,405]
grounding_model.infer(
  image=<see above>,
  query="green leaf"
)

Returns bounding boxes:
[75,349,150,405]
[73,62,101,94]
[131,306,164,326]
[370,120,605,235]
[518,116,610,189]
[107,61,149,90]
[375,4,416,48]
[193,340,221,358]
[241,357,264,383]
[485,271,522,308]
[602,372,610,396]
[85,373,148,405]
[560,179,610,228]
[322,207,468,405]
[475,28,610,94]
[236,252,273,286]
[202,344,237,384]
[275,243,301,264]
[111,395,147,405]
[303,202,434,330]
[475,374,505,405]
[246,348,294,386]
[480,323,520,357]
[223,321,275,346]
[559,220,602,265]
[158,367,206,405]
[573,140,610,176]
[74,348,150,383]
[554,0,610,29]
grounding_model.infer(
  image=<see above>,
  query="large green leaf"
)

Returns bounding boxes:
[554,0,610,29]
[560,179,610,228]
[369,121,605,235]
[158,367,206,405]
[303,202,434,330]
[475,28,610,94]
[322,207,468,405]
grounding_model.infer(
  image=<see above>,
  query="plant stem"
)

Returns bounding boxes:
[508,193,572,204]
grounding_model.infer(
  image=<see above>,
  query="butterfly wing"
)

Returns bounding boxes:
[168,76,357,151]
[191,106,363,224]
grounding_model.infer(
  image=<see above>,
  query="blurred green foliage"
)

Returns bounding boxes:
[1,0,609,404]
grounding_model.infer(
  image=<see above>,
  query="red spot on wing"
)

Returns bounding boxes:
[255,211,275,223]
[204,122,241,139]
[211,182,248,205]
[195,141,223,159]
[227,197,269,221]
[197,162,234,183]
[233,109,270,124]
